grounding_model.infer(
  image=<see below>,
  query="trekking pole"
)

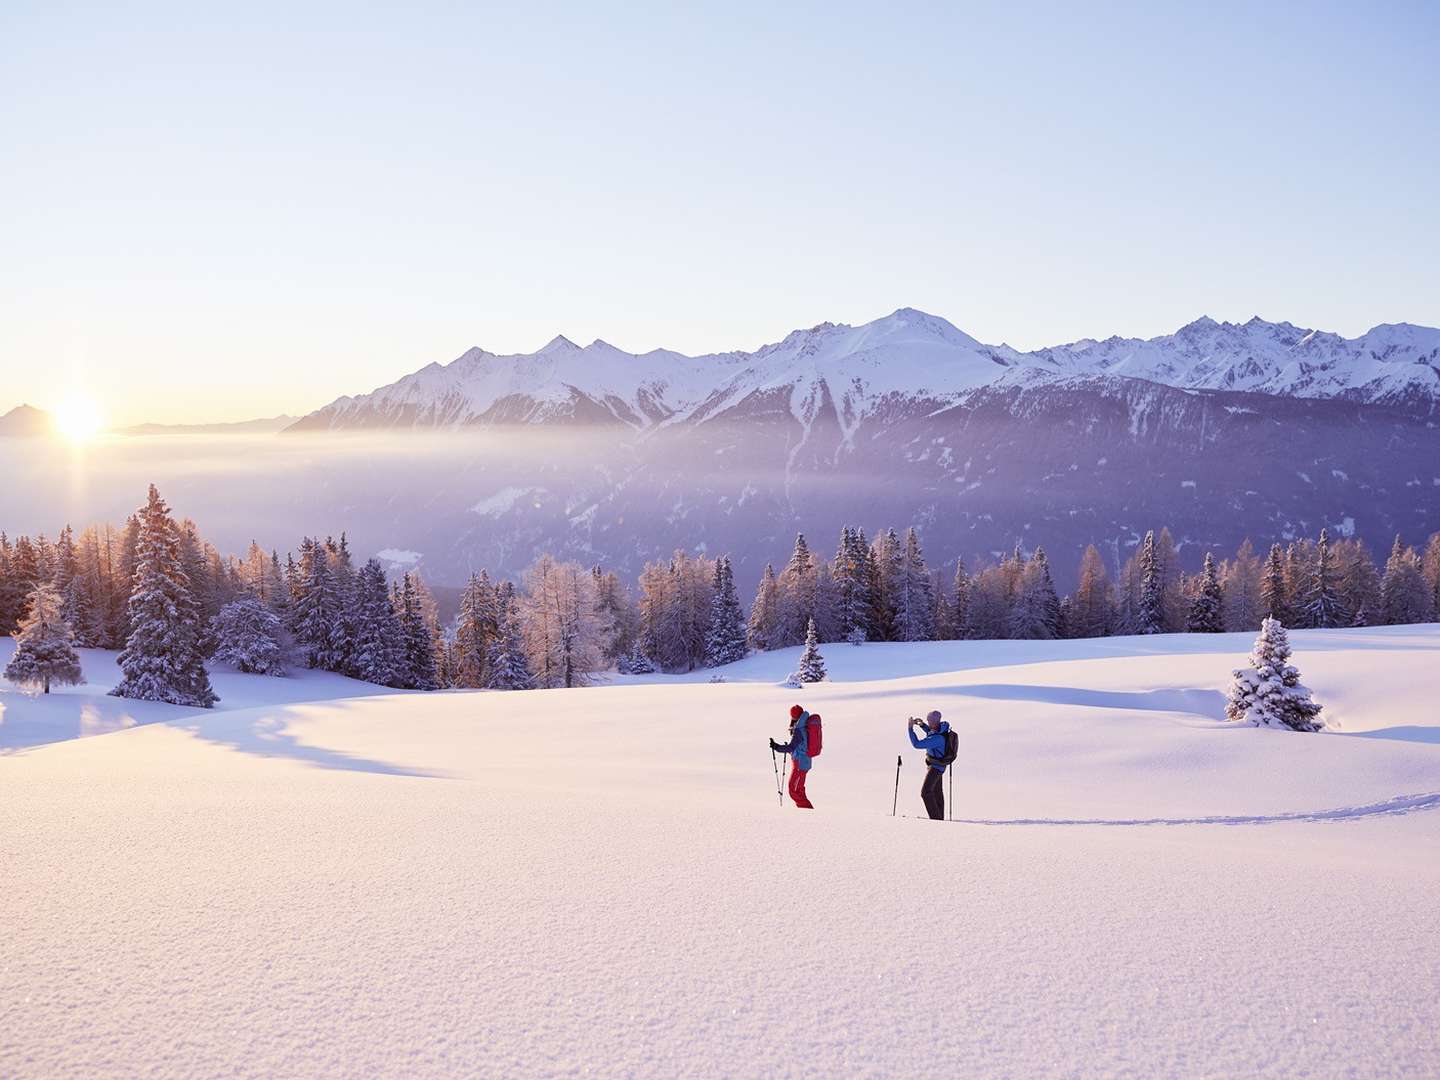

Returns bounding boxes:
[949,766,953,822]
[892,755,902,817]
[771,746,783,805]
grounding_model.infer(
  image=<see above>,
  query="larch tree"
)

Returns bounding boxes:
[746,563,780,652]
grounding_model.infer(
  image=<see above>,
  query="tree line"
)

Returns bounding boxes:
[4,485,1440,705]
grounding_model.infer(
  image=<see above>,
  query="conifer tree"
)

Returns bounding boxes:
[952,559,971,639]
[796,617,826,683]
[451,571,494,688]
[111,485,217,708]
[704,556,748,667]
[4,581,83,693]
[746,563,780,652]
[832,526,872,640]
[1187,552,1224,632]
[1136,531,1165,635]
[1380,535,1431,625]
[349,558,404,686]
[399,572,439,690]
[868,528,902,641]
[1303,528,1344,629]
[775,534,817,647]
[894,528,936,641]
[292,538,342,670]
[210,594,287,675]
[485,589,534,689]
[1225,618,1323,731]
[1260,543,1289,624]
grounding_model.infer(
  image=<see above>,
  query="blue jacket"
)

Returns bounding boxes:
[776,711,813,771]
[909,721,953,773]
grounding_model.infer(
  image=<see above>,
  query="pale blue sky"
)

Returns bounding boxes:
[2,1,1437,424]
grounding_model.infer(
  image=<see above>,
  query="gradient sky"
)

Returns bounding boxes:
[2,1,1437,425]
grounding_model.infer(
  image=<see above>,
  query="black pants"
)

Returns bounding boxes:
[921,768,945,821]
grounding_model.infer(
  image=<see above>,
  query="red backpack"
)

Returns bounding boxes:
[807,713,823,757]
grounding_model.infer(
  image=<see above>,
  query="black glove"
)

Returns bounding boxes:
[769,739,782,752]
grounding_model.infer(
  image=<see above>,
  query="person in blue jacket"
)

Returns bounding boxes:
[769,704,814,809]
[907,710,954,820]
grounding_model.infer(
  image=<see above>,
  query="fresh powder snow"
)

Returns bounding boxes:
[2,628,1439,1077]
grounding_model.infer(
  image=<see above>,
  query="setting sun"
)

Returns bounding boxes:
[53,395,105,442]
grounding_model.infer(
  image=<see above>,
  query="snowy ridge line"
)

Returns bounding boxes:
[942,791,1440,827]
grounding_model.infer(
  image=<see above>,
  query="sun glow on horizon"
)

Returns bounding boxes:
[53,394,106,443]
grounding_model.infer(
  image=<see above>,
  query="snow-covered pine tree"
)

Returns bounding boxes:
[1009,549,1060,639]
[775,534,817,648]
[399,572,439,690]
[796,617,826,682]
[111,485,217,708]
[485,590,533,689]
[291,538,342,670]
[1260,543,1289,625]
[451,571,494,688]
[1187,552,1224,633]
[894,528,936,642]
[1302,528,1345,629]
[4,581,83,693]
[868,528,902,641]
[746,563,780,652]
[349,558,404,687]
[1334,539,1379,627]
[1225,617,1323,731]
[704,556,748,667]
[1380,535,1431,625]
[832,526,872,641]
[210,594,287,675]
[325,534,358,675]
[0,534,40,635]
[1136,531,1165,635]
[952,559,971,639]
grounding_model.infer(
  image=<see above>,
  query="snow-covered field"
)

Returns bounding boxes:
[3,628,1439,1077]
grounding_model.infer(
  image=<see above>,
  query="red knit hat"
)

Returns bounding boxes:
[789,704,804,719]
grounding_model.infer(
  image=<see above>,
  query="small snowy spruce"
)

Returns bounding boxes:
[210,594,287,675]
[4,581,83,694]
[796,617,827,683]
[847,624,866,646]
[1225,617,1323,731]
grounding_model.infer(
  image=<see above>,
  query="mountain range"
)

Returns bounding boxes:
[286,309,1440,433]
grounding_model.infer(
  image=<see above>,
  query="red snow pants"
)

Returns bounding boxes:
[788,761,814,809]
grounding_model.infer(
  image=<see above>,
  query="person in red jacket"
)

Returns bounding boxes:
[769,704,815,809]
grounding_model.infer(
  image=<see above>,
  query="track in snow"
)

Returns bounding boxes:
[942,790,1440,827]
